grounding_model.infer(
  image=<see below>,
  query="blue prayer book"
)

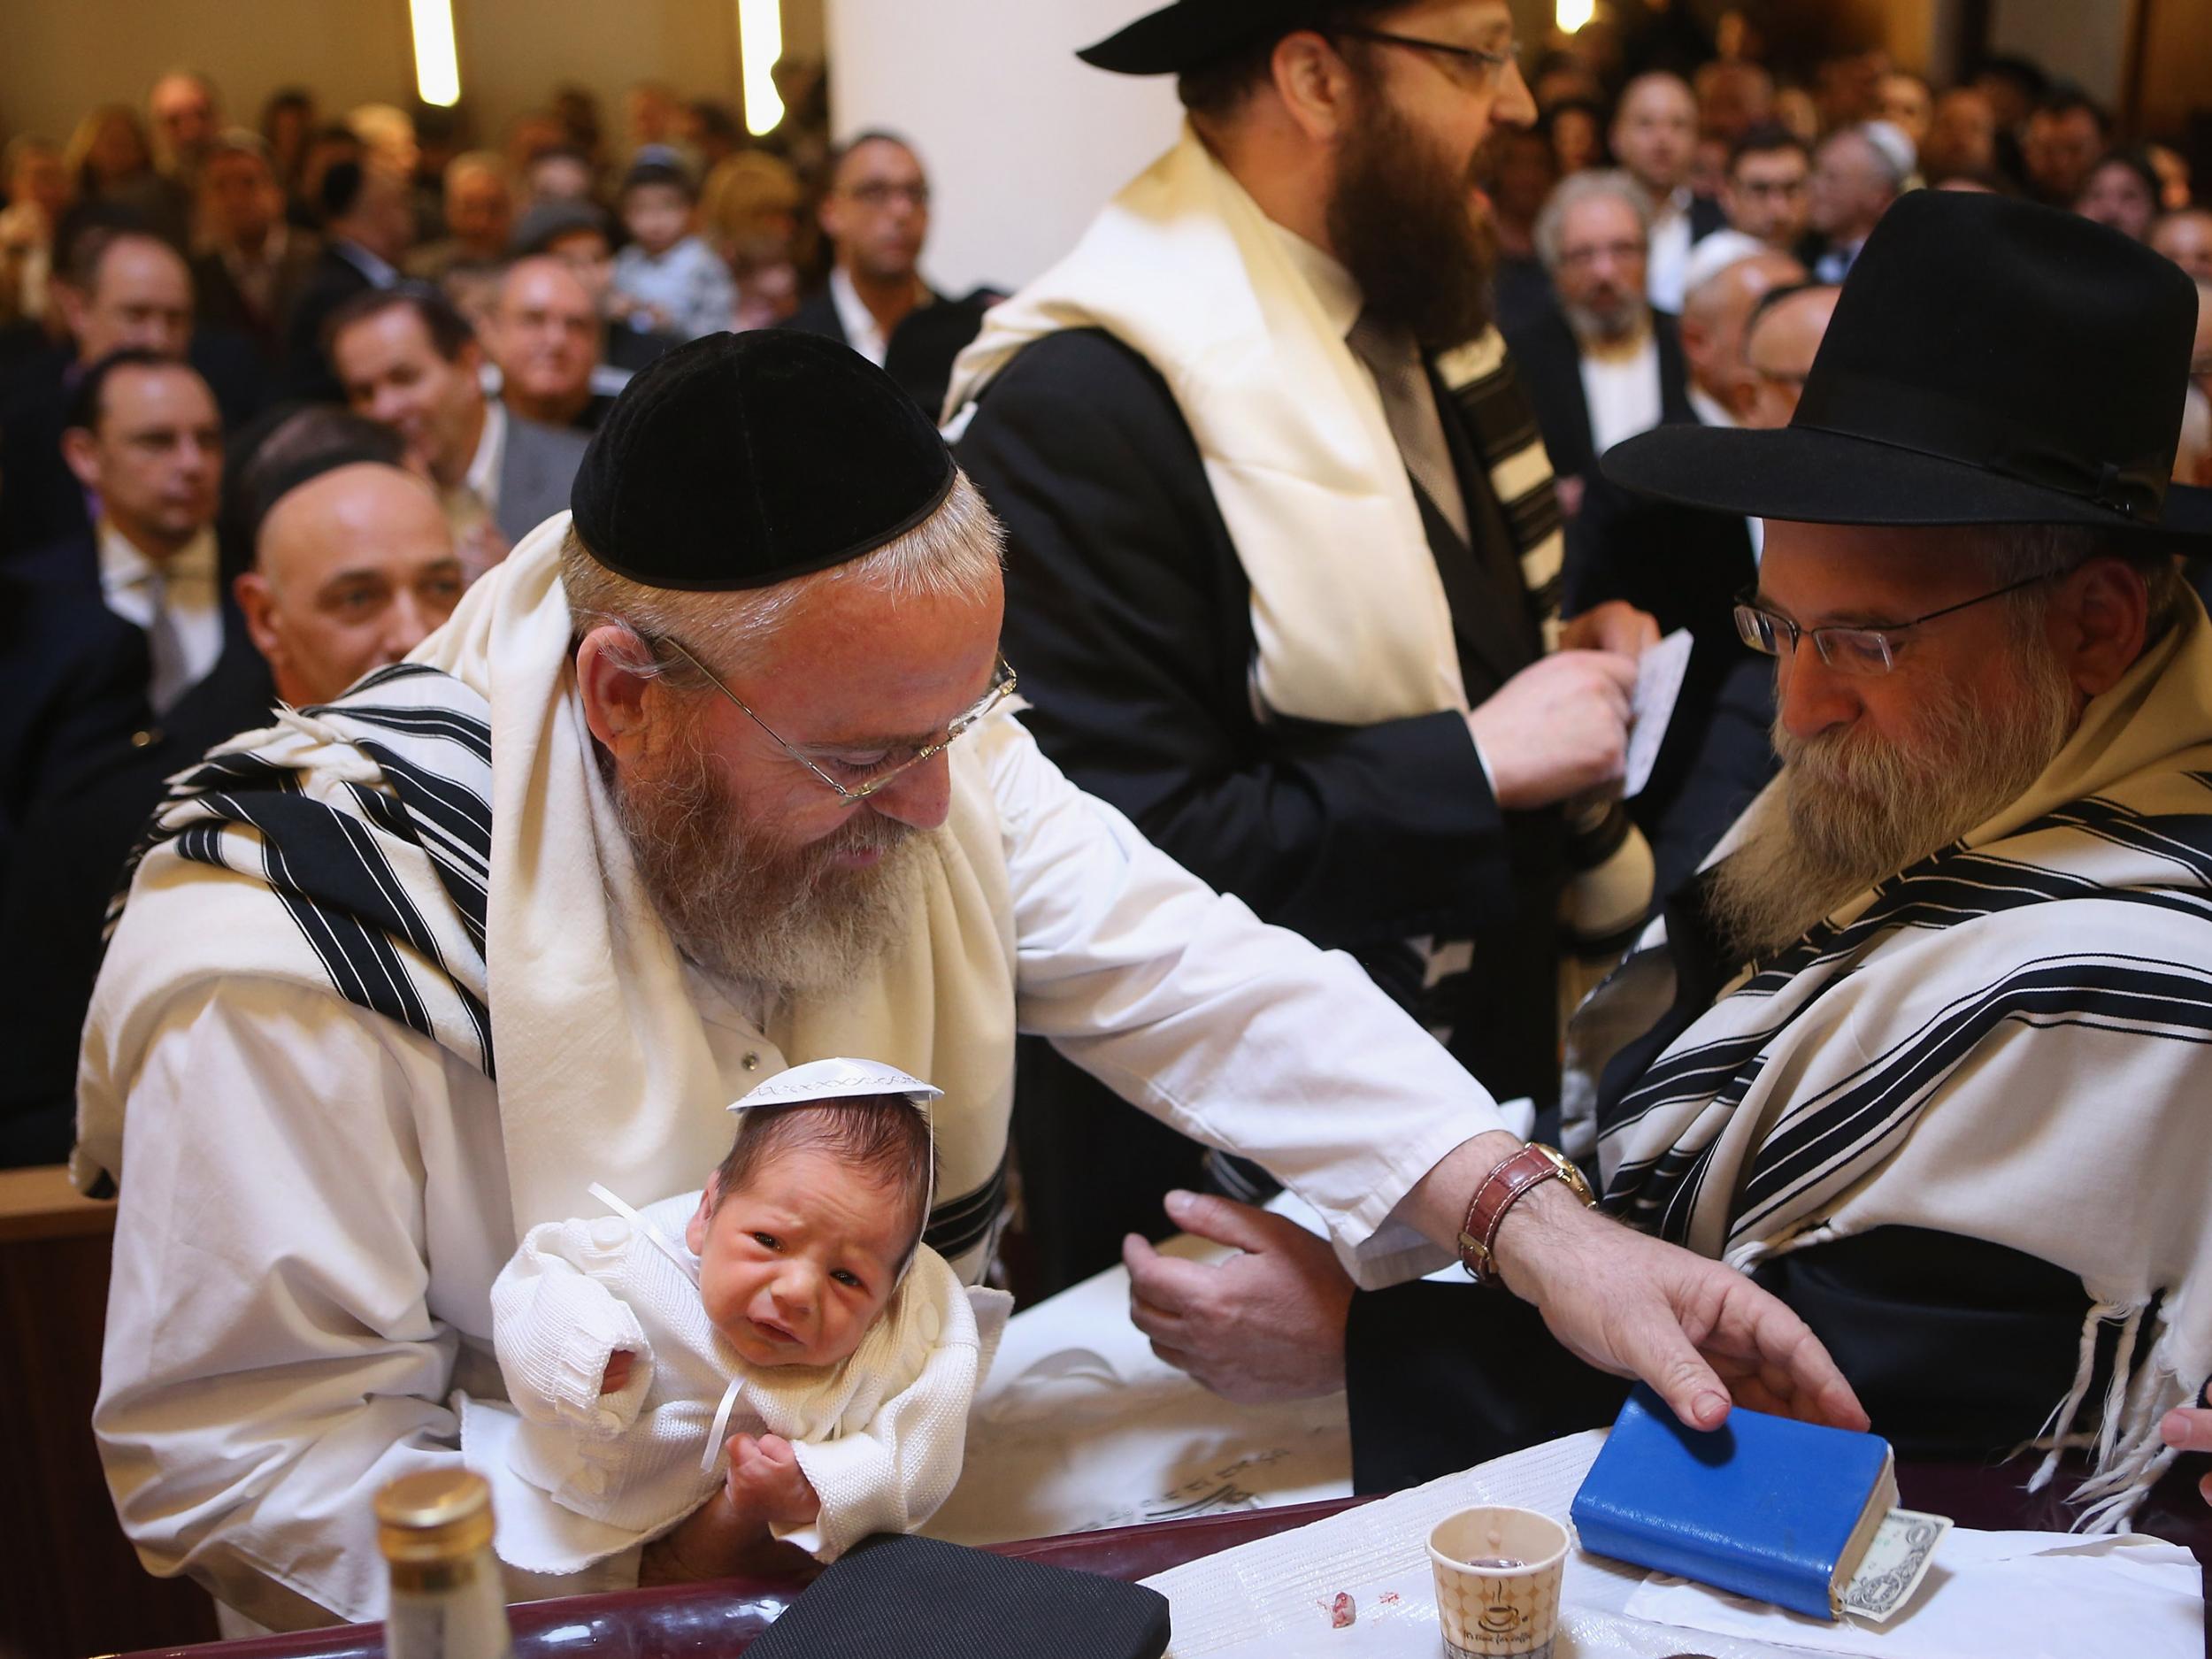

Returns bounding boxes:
[1571,1386,1898,1621]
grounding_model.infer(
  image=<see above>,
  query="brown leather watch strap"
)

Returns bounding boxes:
[1457,1144,1590,1286]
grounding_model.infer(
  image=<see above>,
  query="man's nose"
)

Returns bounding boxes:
[1775,642,1862,743]
[382,591,436,661]
[867,749,952,833]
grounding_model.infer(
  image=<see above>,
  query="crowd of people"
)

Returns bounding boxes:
[7,0,2212,1634]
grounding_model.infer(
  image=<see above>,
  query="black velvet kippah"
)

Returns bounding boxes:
[745,1533,1171,1659]
[569,330,957,592]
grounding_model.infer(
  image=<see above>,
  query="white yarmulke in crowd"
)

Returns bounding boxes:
[729,1056,943,1114]
[1861,119,1916,184]
[1682,229,1773,300]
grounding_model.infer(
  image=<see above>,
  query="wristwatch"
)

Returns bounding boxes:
[1457,1143,1597,1286]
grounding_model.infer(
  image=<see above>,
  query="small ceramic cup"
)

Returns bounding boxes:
[1426,1505,1571,1659]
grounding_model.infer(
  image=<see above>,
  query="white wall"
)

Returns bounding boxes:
[1987,0,2136,110]
[825,0,1184,296]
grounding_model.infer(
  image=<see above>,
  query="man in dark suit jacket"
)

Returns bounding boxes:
[327,286,588,551]
[957,21,1655,1304]
[279,159,413,403]
[782,132,993,419]
[190,134,322,370]
[0,218,266,563]
[0,351,275,1165]
[1508,170,1694,506]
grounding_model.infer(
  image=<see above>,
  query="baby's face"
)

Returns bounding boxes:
[686,1147,910,1369]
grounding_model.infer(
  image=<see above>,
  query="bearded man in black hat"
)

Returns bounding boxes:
[1328,190,2212,1528]
[950,0,1673,1312]
[75,330,1860,1628]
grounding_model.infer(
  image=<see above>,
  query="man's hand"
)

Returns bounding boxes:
[2158,1394,2212,1505]
[1560,600,1661,660]
[1491,1181,1869,1434]
[1468,650,1638,810]
[637,1482,817,1586]
[727,1432,821,1529]
[1123,1190,1353,1402]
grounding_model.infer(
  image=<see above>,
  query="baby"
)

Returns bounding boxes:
[607,151,737,341]
[477,1058,1008,1568]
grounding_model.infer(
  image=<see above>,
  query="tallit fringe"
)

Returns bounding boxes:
[2024,1302,2197,1533]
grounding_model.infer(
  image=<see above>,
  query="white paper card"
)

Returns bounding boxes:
[1624,628,1694,799]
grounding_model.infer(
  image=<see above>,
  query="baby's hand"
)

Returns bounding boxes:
[725,1432,821,1528]
[600,1350,635,1395]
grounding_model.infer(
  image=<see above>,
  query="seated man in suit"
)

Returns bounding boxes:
[191,132,320,370]
[279,158,413,403]
[1508,168,1693,517]
[784,132,992,419]
[231,434,463,707]
[483,254,625,432]
[328,284,588,572]
[1184,193,2212,1532]
[0,349,275,1165]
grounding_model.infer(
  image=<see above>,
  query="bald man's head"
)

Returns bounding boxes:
[1741,283,1841,430]
[235,462,462,706]
[1681,250,1808,415]
[488,254,601,426]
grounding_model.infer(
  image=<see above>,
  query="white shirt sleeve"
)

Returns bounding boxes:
[984,711,1508,1288]
[92,979,635,1626]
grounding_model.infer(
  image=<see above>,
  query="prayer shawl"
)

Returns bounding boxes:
[1571,602,2212,1530]
[945,123,1566,730]
[73,515,1019,1278]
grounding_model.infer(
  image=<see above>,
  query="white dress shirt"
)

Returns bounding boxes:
[98,522,222,713]
[460,396,506,518]
[829,266,933,368]
[1646,186,1695,314]
[90,710,1505,1626]
[1579,329,1664,462]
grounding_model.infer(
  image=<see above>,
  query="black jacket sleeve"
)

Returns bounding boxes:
[957,328,1522,952]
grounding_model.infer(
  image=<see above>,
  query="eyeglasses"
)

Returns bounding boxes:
[843,180,931,209]
[1732,571,2065,676]
[1328,27,1522,91]
[659,638,1017,803]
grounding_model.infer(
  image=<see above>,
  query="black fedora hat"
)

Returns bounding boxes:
[1079,0,1317,75]
[1603,189,2212,537]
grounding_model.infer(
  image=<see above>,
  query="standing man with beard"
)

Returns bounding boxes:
[949,2,1662,1300]
[1210,191,2212,1517]
[1508,168,1693,514]
[77,330,1862,1627]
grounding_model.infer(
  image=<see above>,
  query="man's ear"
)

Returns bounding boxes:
[60,425,102,492]
[2052,556,2151,698]
[233,569,288,680]
[575,623,663,761]
[1271,29,1362,144]
[50,280,88,345]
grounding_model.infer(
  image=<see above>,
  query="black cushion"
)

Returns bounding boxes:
[746,1533,1171,1659]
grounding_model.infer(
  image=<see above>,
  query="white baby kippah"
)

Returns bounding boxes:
[726,1056,942,1118]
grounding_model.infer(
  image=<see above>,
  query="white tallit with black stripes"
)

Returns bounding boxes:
[77,515,1019,1278]
[1576,600,2212,1530]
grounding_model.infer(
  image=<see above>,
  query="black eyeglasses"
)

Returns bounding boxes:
[1327,27,1522,91]
[1733,571,2068,677]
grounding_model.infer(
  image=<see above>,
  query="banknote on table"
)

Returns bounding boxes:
[1840,1507,1953,1622]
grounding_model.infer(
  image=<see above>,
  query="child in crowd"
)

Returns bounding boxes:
[608,151,737,340]
[469,1058,1009,1571]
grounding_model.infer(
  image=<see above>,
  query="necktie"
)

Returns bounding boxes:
[1348,311,1471,545]
[143,568,191,716]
